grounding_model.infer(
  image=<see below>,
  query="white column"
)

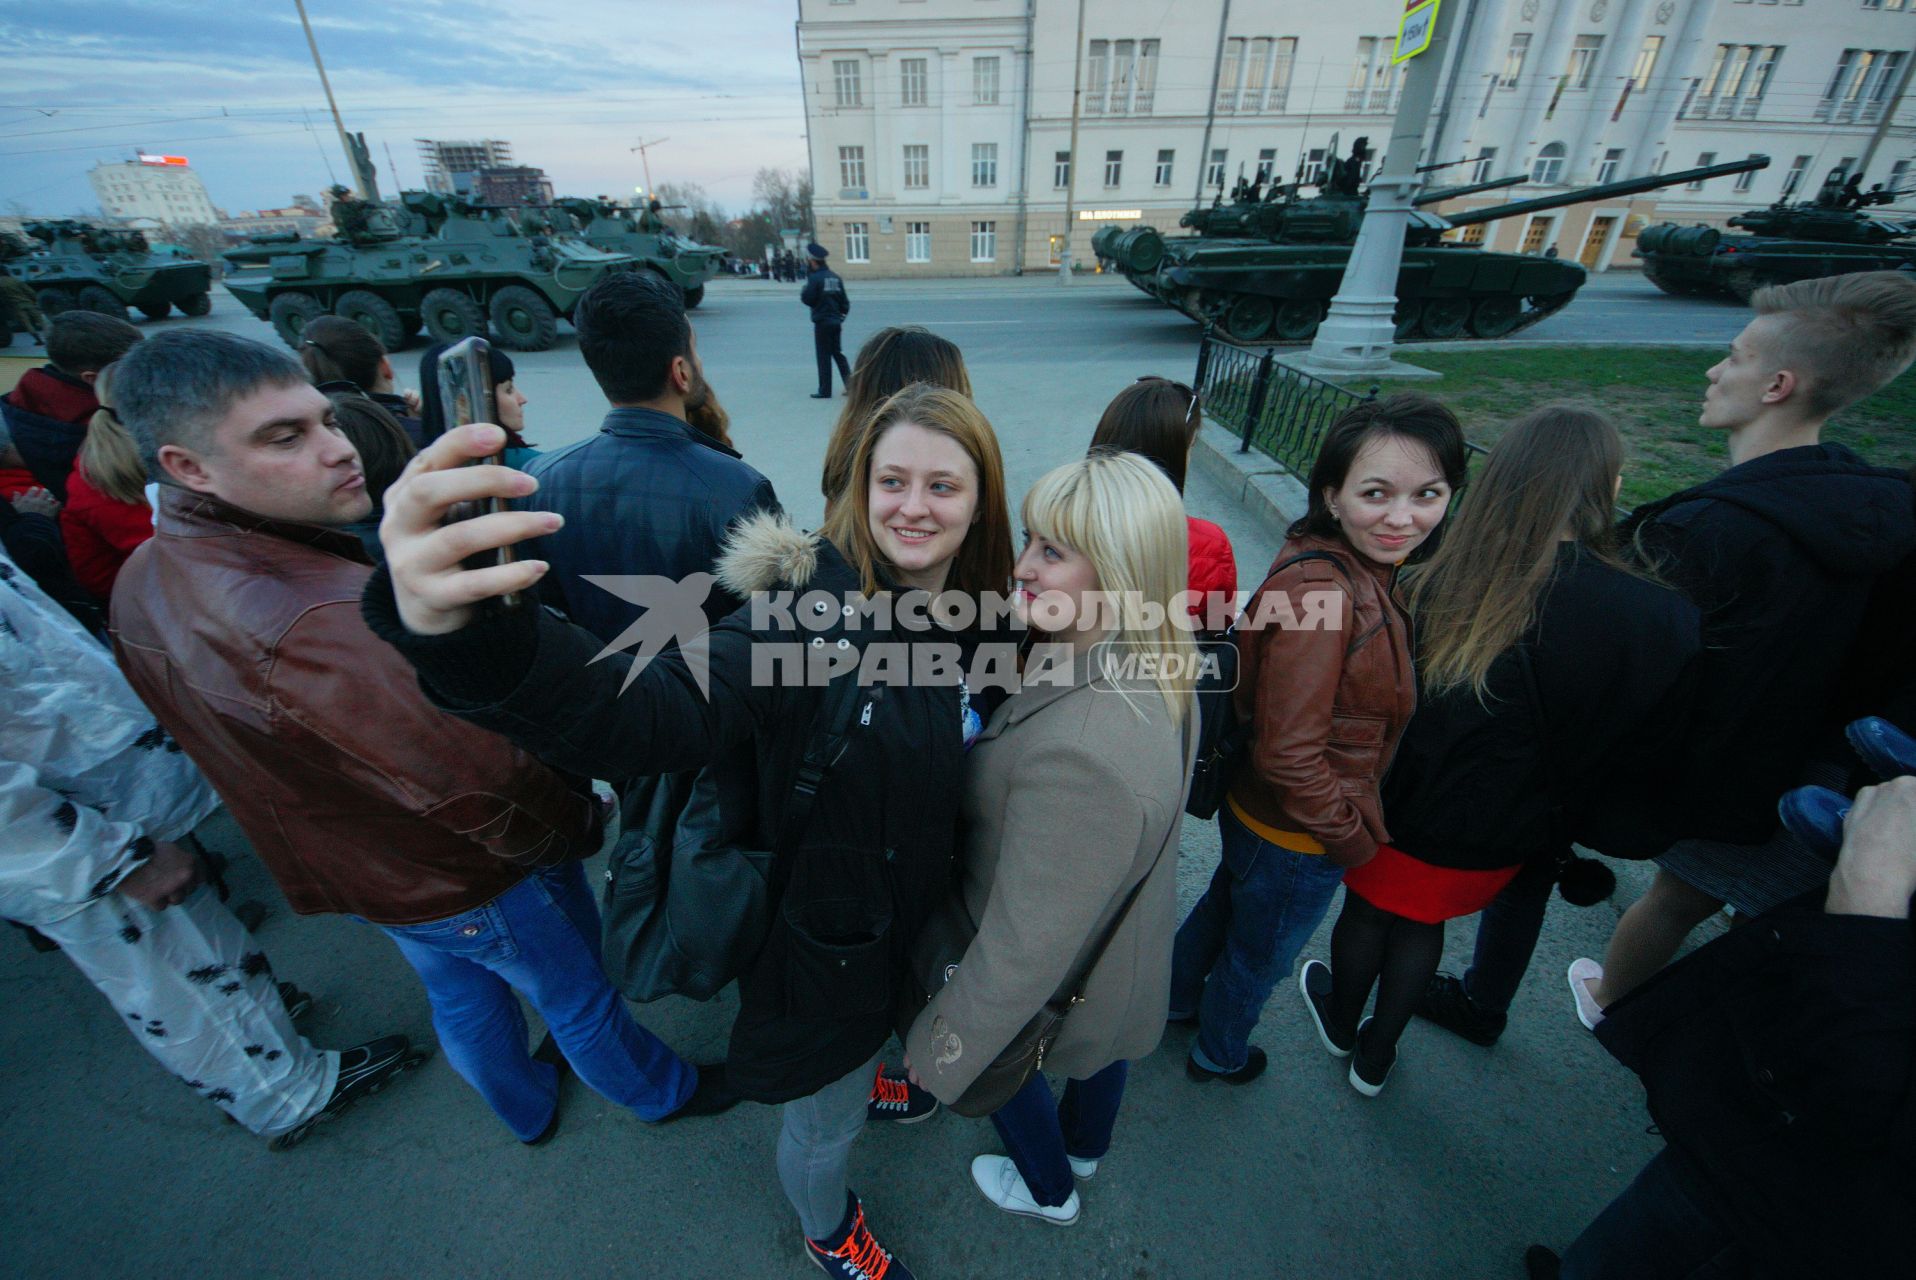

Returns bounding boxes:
[1432,0,1510,166]
[1632,0,1719,170]
[1568,0,1655,182]
[1509,1,1582,173]
[941,49,963,203]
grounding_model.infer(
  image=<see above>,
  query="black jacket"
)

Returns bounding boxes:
[365,514,989,1104]
[1383,545,1701,870]
[1596,898,1916,1273]
[1620,444,1916,844]
[799,266,850,325]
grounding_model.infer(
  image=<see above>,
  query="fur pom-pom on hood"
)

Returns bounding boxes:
[715,509,824,598]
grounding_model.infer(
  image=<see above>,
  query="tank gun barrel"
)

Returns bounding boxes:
[1414,174,1527,206]
[1445,155,1771,228]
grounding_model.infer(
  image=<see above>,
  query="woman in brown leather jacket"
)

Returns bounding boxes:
[1169,394,1467,1086]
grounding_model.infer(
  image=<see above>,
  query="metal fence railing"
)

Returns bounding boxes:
[1193,325,1378,476]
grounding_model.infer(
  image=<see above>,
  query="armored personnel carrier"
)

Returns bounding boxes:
[552,197,723,308]
[222,188,637,352]
[1,221,212,322]
[1101,144,1769,343]
[1635,166,1916,301]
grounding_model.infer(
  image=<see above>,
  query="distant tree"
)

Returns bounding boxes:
[170,223,230,274]
[725,211,780,261]
[751,167,813,237]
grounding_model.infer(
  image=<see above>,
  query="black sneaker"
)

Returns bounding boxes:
[804,1193,915,1280]
[1524,1245,1563,1280]
[655,1062,742,1123]
[1298,960,1354,1058]
[867,1063,939,1124]
[276,981,314,1024]
[1185,1045,1268,1085]
[1417,972,1507,1047]
[1348,1016,1396,1097]
[269,1034,428,1151]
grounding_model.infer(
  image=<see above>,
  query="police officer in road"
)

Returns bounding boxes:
[800,242,851,398]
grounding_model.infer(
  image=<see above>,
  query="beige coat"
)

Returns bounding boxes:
[905,649,1192,1101]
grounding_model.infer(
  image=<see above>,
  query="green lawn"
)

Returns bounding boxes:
[1324,346,1916,509]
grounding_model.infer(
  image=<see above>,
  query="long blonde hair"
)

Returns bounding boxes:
[817,382,1013,598]
[1406,405,1634,697]
[78,363,150,507]
[1023,451,1197,730]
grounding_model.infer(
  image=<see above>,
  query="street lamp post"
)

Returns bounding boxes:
[1057,0,1086,282]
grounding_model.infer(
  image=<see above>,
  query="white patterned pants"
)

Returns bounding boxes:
[36,885,337,1137]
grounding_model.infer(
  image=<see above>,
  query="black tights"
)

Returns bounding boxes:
[1326,892,1445,1060]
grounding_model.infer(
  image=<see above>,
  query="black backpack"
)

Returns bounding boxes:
[1186,550,1351,820]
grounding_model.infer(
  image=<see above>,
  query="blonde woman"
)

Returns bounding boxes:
[902,451,1197,1227]
[59,363,153,601]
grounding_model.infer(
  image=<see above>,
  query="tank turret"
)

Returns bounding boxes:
[549,196,723,308]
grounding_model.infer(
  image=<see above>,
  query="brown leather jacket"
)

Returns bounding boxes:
[1228,533,1417,867]
[111,488,597,925]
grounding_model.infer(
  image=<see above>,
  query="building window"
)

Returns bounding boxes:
[1208,148,1228,190]
[1242,37,1273,112]
[1218,37,1245,113]
[1471,147,1498,183]
[833,60,862,108]
[1104,150,1123,187]
[1734,155,1762,192]
[1565,35,1604,90]
[906,222,931,263]
[1781,153,1811,196]
[1632,35,1664,90]
[1110,39,1137,115]
[844,222,870,263]
[1085,39,1109,115]
[900,58,928,107]
[838,146,866,190]
[1532,142,1567,185]
[1890,159,1912,191]
[1256,148,1277,182]
[1348,36,1400,111]
[1135,40,1160,113]
[970,221,996,262]
[1500,33,1531,89]
[1268,37,1297,111]
[974,56,1000,105]
[1155,149,1175,186]
[1687,152,1718,190]
[903,144,930,189]
[1054,150,1071,188]
[1597,148,1624,184]
[971,142,998,187]
[1820,48,1904,123]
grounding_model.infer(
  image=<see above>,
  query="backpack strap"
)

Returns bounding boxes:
[776,672,881,860]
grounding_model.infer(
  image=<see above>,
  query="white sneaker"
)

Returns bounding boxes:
[1067,1155,1099,1181]
[969,1154,1081,1226]
[1568,958,1607,1031]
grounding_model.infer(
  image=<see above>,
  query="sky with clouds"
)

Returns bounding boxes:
[0,0,809,219]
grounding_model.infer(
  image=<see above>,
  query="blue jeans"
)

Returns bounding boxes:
[1561,1150,1750,1279]
[990,1061,1129,1207]
[1170,805,1347,1072]
[379,861,695,1140]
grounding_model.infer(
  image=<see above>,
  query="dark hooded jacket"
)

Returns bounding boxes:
[1619,443,1916,845]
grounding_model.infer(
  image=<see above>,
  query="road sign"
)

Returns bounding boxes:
[1394,0,1440,64]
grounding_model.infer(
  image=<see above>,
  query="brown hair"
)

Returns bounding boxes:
[1089,376,1202,493]
[817,382,1013,597]
[1405,405,1636,697]
[77,362,150,507]
[326,393,416,508]
[685,378,733,451]
[299,315,388,392]
[1750,270,1916,416]
[820,327,971,507]
[1291,392,1470,542]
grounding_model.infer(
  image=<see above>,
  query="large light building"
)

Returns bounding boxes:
[88,155,223,228]
[798,0,1916,277]
[417,139,516,195]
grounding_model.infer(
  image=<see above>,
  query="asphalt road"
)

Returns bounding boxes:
[0,271,1732,1279]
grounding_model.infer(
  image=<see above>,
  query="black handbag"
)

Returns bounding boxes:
[601,670,870,1002]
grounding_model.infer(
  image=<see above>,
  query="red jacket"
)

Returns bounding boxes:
[1187,515,1238,630]
[60,463,152,601]
[5,366,99,425]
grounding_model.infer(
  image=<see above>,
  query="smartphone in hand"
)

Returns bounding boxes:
[435,336,522,607]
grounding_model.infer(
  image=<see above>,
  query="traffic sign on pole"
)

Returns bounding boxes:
[1394,0,1440,64]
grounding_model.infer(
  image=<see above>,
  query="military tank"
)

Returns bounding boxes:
[1,220,213,322]
[552,197,723,308]
[1635,166,1916,302]
[1102,143,1770,344]
[222,187,638,352]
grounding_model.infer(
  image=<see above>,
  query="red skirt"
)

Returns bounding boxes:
[1341,843,1522,924]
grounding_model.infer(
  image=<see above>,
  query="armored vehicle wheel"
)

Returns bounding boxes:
[421,288,487,345]
[178,292,213,317]
[77,285,128,321]
[35,287,78,316]
[1273,298,1323,342]
[1421,297,1470,339]
[268,291,324,348]
[683,283,705,309]
[1225,294,1275,342]
[1468,295,1523,339]
[336,290,409,350]
[1394,300,1423,341]
[139,301,172,321]
[488,286,558,351]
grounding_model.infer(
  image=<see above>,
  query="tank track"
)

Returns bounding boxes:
[1172,289,1578,346]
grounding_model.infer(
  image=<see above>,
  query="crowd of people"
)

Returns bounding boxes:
[3,264,1914,1279]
